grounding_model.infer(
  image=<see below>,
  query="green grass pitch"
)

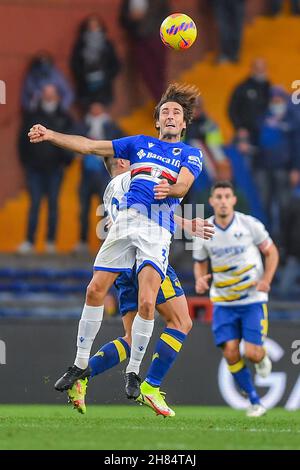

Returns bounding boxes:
[0,405,299,450]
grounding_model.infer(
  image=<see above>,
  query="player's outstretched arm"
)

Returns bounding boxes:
[28,124,114,157]
[174,215,214,239]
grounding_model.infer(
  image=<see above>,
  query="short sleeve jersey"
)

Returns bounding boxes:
[112,135,203,233]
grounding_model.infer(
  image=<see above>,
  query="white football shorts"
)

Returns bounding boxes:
[93,208,172,279]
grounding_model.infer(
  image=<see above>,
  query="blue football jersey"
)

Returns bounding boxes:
[112,135,203,233]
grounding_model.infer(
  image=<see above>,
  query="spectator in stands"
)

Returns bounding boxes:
[229,128,257,170]
[288,95,300,165]
[18,84,74,254]
[278,170,300,298]
[185,96,230,185]
[212,0,246,63]
[70,15,121,109]
[21,51,74,113]
[223,129,267,223]
[255,86,299,240]
[268,0,300,15]
[119,0,169,101]
[228,58,271,144]
[74,102,124,254]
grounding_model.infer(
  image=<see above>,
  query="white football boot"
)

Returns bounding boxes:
[246,404,267,417]
[255,354,272,378]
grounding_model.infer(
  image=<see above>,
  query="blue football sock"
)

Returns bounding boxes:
[228,359,260,405]
[89,337,130,378]
[145,327,186,388]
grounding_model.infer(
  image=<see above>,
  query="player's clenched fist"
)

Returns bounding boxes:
[195,274,211,294]
[28,124,51,143]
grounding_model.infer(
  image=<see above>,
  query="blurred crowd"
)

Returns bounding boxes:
[15,1,300,298]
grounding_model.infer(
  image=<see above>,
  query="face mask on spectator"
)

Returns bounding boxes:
[84,30,105,46]
[41,100,59,113]
[269,103,287,116]
[86,113,108,139]
[252,72,267,83]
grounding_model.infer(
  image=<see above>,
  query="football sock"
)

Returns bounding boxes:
[74,304,104,370]
[89,337,130,377]
[145,328,186,387]
[126,314,154,375]
[228,359,260,405]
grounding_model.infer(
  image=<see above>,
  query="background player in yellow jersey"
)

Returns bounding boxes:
[193,181,279,417]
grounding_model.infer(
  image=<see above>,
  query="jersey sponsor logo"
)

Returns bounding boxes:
[137,149,147,159]
[187,154,202,170]
[136,149,181,168]
[211,245,247,257]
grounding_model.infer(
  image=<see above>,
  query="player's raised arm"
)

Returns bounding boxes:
[28,124,114,157]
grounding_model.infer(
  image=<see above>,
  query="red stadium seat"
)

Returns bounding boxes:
[187,296,213,323]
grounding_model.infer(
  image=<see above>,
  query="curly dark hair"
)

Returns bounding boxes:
[154,82,200,127]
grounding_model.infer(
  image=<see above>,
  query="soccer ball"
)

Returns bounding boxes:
[160,13,197,51]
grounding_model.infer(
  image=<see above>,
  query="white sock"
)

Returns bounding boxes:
[74,304,104,369]
[126,313,154,375]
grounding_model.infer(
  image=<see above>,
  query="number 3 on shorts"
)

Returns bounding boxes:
[161,248,167,267]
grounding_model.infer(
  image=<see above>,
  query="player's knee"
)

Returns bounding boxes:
[139,297,155,319]
[245,347,264,363]
[223,346,240,364]
[86,281,106,304]
[167,316,192,334]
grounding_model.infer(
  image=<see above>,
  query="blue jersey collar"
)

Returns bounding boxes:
[213,213,235,231]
